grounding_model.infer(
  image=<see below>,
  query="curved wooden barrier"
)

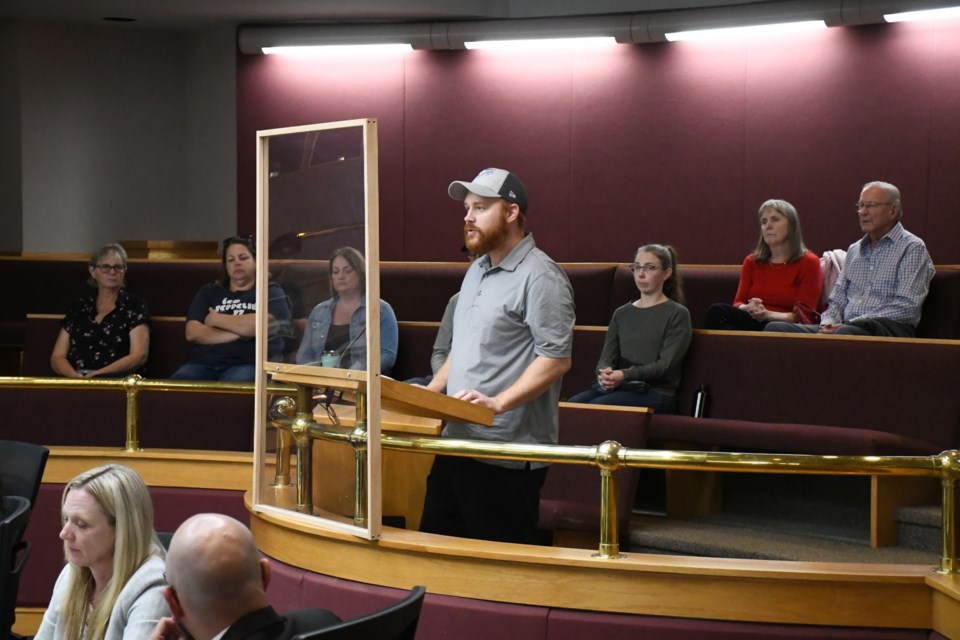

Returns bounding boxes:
[14,448,960,639]
[251,502,935,629]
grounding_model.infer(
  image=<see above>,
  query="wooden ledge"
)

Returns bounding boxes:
[928,574,960,638]
[250,495,934,628]
[42,446,252,490]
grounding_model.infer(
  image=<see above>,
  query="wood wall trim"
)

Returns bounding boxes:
[12,608,44,637]
[928,575,960,638]
[250,501,934,629]
[42,446,252,490]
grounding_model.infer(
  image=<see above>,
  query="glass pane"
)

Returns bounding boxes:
[254,120,382,540]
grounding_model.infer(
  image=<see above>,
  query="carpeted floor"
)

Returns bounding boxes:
[627,473,942,564]
[628,514,939,564]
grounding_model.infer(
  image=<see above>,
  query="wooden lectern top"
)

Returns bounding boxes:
[268,364,494,428]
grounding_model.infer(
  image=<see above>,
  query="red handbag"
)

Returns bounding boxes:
[792,301,821,325]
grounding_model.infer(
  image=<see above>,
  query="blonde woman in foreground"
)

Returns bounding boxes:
[35,464,168,640]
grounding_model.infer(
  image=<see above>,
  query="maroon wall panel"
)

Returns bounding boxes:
[743,24,935,257]
[237,18,960,264]
[236,52,407,258]
[404,49,574,261]
[926,20,960,262]
[570,42,747,263]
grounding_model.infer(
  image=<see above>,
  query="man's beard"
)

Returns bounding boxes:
[464,212,508,256]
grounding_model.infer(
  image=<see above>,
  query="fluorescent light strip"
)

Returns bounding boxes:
[464,36,617,51]
[884,6,960,22]
[665,20,827,42]
[262,44,413,55]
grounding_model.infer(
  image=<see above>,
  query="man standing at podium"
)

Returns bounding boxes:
[421,168,575,544]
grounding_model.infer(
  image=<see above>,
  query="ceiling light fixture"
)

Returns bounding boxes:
[464,36,617,51]
[665,20,827,42]
[884,6,960,22]
[262,44,413,55]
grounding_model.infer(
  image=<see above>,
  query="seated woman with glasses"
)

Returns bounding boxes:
[296,246,398,374]
[50,243,150,378]
[171,235,292,382]
[568,244,692,414]
[704,199,822,331]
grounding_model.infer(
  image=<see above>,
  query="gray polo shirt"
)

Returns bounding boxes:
[444,233,575,468]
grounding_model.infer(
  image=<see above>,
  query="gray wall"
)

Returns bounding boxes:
[6,21,236,254]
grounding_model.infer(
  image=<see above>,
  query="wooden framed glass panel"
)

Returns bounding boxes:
[252,119,383,540]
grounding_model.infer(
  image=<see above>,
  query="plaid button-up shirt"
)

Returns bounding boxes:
[822,222,935,327]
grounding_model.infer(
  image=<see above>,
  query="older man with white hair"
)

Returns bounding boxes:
[766,180,934,337]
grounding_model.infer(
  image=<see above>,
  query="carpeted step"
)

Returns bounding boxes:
[627,514,939,564]
[895,504,941,552]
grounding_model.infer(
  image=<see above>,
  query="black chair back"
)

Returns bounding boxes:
[292,586,426,640]
[0,440,50,508]
[0,496,32,640]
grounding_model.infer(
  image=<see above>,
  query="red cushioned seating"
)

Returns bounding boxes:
[917,268,960,339]
[651,332,960,455]
[539,404,649,537]
[392,323,440,382]
[546,609,929,640]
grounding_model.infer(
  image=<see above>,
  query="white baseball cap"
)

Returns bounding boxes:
[448,168,528,213]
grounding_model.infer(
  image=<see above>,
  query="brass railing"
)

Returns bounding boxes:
[0,374,294,451]
[269,388,959,571]
[2,375,956,572]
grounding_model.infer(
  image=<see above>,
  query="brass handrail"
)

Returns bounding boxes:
[269,400,959,571]
[2,375,956,572]
[0,374,295,451]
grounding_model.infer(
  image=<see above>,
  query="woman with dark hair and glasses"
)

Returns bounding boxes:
[568,244,692,414]
[171,235,292,382]
[50,243,150,378]
[705,199,822,331]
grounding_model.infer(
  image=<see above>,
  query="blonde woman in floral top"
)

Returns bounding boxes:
[50,243,150,378]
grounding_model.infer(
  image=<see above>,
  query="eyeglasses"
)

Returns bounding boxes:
[95,264,125,273]
[855,201,893,211]
[630,263,661,274]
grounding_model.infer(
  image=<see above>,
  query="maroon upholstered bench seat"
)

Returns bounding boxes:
[539,404,649,538]
[546,609,930,640]
[267,557,933,640]
[651,415,942,456]
[19,484,246,606]
[653,331,960,456]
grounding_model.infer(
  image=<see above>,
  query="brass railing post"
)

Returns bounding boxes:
[293,386,314,514]
[937,450,959,574]
[123,374,143,452]
[593,440,625,559]
[271,396,296,487]
[352,390,368,527]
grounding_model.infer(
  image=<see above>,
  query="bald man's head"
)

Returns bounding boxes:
[164,514,271,638]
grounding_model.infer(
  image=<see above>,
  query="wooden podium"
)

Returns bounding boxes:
[266,366,493,535]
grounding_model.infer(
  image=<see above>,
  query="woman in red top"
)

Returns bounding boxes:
[705,199,822,331]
